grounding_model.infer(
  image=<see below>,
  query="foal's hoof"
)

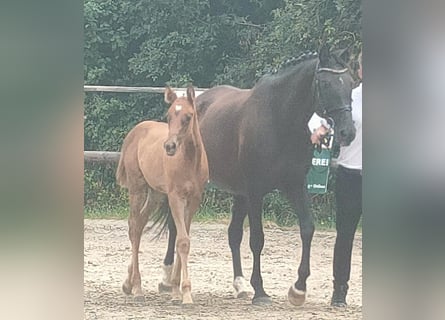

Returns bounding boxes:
[236,291,248,299]
[122,281,132,295]
[288,285,306,306]
[182,300,194,308]
[252,295,272,306]
[133,295,146,305]
[158,282,173,293]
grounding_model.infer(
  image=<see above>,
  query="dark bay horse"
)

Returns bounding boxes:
[163,46,356,305]
[116,86,209,305]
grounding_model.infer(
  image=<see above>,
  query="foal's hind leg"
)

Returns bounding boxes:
[123,190,150,303]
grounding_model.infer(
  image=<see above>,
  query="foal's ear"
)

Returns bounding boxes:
[164,86,177,104]
[186,85,195,107]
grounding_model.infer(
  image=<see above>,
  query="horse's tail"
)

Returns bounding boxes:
[146,198,173,241]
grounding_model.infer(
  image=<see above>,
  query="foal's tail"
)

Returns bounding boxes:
[116,125,140,188]
[146,199,173,240]
[116,141,128,188]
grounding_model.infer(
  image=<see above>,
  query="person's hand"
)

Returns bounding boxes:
[311,124,330,144]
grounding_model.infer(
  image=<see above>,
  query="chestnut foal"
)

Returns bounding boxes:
[116,85,208,304]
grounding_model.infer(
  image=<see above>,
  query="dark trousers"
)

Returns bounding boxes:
[333,165,362,285]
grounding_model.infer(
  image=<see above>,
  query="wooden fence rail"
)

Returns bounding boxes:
[84,85,208,94]
[84,151,120,163]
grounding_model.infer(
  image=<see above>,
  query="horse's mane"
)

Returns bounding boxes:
[258,51,319,79]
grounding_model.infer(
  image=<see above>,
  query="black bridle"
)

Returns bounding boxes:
[313,66,351,151]
[315,66,352,116]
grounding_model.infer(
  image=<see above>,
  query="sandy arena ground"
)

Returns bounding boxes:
[84,219,362,319]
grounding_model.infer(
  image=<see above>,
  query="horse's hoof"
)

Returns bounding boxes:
[331,301,347,308]
[233,276,251,299]
[288,285,306,306]
[158,282,172,293]
[331,282,348,308]
[171,298,182,305]
[122,281,132,295]
[252,295,272,306]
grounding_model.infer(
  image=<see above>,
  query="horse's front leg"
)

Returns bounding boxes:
[246,193,272,305]
[284,185,314,306]
[229,195,250,298]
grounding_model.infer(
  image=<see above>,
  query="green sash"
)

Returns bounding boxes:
[307,148,331,194]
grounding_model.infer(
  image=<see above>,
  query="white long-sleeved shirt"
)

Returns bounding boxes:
[336,83,362,170]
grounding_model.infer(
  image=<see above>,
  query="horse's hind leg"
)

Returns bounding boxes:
[159,213,176,293]
[285,185,314,306]
[246,193,271,305]
[123,189,150,303]
[229,195,250,298]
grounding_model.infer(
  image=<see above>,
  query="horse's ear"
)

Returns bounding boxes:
[186,85,195,107]
[318,44,330,67]
[164,86,177,104]
[333,47,351,65]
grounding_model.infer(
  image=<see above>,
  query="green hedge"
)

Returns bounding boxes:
[84,161,338,227]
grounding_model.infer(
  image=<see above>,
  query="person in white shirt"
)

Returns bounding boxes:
[331,50,362,307]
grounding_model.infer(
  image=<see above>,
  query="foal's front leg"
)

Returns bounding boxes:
[168,192,194,304]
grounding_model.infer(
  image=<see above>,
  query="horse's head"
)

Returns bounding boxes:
[163,85,196,156]
[315,45,356,146]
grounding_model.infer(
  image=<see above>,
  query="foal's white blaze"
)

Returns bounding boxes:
[175,105,183,111]
[339,76,344,85]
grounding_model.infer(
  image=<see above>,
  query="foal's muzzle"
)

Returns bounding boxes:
[164,137,177,156]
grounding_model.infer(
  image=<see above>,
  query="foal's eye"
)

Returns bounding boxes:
[182,114,192,124]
